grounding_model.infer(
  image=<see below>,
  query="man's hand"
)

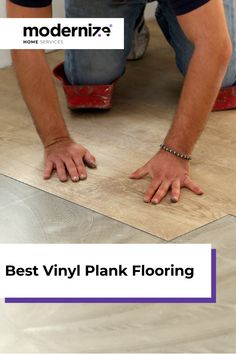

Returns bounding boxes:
[130,150,203,204]
[44,139,97,182]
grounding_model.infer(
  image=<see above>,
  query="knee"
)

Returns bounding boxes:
[221,58,236,87]
[64,50,125,85]
[81,58,125,85]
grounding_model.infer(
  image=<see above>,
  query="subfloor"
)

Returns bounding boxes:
[0,21,235,240]
[0,174,236,353]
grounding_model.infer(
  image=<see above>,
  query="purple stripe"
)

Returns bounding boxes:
[5,249,216,304]
[5,297,215,303]
[211,249,217,302]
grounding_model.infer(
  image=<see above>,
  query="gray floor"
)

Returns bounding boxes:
[0,174,235,353]
[0,174,160,244]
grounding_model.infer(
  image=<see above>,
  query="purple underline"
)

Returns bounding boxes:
[5,249,216,304]
[5,297,215,304]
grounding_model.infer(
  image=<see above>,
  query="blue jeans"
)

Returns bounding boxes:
[64,0,236,88]
[64,0,147,85]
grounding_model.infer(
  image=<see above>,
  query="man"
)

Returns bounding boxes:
[7,0,234,204]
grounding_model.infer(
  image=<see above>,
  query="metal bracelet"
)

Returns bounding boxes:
[160,143,192,161]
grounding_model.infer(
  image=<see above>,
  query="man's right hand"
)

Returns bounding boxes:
[44,139,97,182]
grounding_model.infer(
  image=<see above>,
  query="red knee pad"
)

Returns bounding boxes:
[53,62,115,110]
[213,85,236,111]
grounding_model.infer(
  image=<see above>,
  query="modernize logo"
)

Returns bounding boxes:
[0,18,124,50]
[23,23,112,38]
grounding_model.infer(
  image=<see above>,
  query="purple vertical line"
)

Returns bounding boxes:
[211,249,217,303]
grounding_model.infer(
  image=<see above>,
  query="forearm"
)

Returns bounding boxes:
[12,49,70,147]
[164,45,231,154]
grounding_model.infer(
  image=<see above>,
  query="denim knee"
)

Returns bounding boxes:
[155,3,194,76]
[64,50,126,85]
[64,0,147,85]
[221,0,236,87]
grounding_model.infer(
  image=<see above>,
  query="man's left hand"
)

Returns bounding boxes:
[130,150,203,204]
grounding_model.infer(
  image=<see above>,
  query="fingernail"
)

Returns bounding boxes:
[151,199,158,205]
[171,197,178,203]
[72,176,79,182]
[80,174,87,180]
[90,160,96,165]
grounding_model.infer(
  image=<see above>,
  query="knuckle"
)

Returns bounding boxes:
[183,175,189,183]
[56,155,65,163]
[62,153,72,160]
[77,162,84,168]
[160,191,167,199]
[73,151,83,159]
[146,187,154,195]
[147,186,157,194]
[145,190,152,197]
[155,192,162,199]
[67,162,74,169]
[70,169,77,175]
[153,173,162,180]
[57,165,65,172]
[159,187,167,194]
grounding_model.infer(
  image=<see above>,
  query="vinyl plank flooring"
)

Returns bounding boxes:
[0,174,158,244]
[0,175,235,353]
[0,21,235,239]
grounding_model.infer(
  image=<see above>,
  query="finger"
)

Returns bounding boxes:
[63,158,80,182]
[129,166,148,180]
[44,160,54,180]
[151,180,171,204]
[171,179,181,203]
[144,178,162,203]
[72,156,88,181]
[183,177,204,195]
[55,160,68,182]
[84,150,97,169]
[76,160,87,180]
[77,164,87,180]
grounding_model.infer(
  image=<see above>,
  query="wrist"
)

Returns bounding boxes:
[158,149,190,166]
[43,135,73,149]
[159,143,192,161]
[163,138,193,156]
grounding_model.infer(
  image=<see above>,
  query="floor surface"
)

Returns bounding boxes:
[0,174,235,353]
[0,21,235,240]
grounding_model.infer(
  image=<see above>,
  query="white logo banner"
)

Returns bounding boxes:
[0,18,124,49]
